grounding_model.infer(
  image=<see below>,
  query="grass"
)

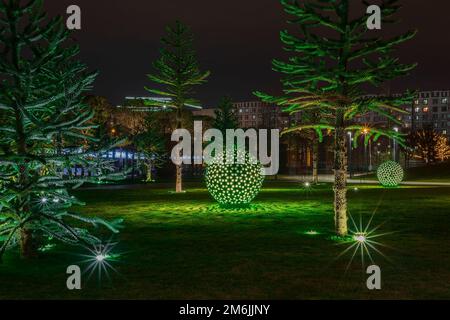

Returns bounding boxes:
[402,162,450,182]
[1,181,450,299]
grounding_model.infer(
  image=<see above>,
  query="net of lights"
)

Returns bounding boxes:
[377,161,404,188]
[205,149,264,207]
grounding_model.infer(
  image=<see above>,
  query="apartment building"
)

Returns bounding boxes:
[232,101,300,130]
[412,90,450,136]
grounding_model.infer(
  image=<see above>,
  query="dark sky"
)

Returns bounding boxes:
[45,0,450,107]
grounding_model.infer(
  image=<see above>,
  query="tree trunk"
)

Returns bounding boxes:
[333,126,348,237]
[312,137,319,184]
[20,228,37,259]
[176,164,183,193]
[145,161,153,182]
[175,107,183,193]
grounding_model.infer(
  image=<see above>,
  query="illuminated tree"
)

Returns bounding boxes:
[213,96,239,134]
[255,0,415,236]
[0,0,123,260]
[436,135,450,162]
[408,129,438,164]
[145,21,210,193]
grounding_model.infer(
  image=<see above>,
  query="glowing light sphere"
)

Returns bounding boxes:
[377,161,404,188]
[205,150,264,207]
[96,254,107,262]
[353,233,367,243]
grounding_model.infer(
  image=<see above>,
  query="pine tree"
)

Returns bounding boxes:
[0,0,123,260]
[255,0,416,236]
[213,96,238,134]
[145,21,210,193]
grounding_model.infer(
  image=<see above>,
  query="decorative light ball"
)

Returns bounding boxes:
[205,150,264,207]
[377,161,404,188]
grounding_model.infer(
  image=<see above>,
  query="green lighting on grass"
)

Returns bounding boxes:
[205,150,264,207]
[304,230,320,236]
[377,161,404,188]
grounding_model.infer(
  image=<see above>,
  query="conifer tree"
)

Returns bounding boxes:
[145,21,210,193]
[213,96,238,134]
[256,0,416,236]
[0,0,123,260]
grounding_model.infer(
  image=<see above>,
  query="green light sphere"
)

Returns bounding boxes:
[205,150,264,207]
[377,161,404,188]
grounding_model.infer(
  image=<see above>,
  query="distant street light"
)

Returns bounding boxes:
[393,127,399,162]
[348,132,353,177]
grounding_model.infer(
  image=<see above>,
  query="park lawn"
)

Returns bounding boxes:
[403,162,450,182]
[0,181,449,300]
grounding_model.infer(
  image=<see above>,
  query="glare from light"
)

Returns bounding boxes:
[335,208,395,271]
[96,254,107,262]
[76,242,120,286]
[353,233,367,243]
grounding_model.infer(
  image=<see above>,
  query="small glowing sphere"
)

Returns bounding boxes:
[353,233,367,243]
[304,182,311,188]
[205,150,264,207]
[377,161,404,188]
[96,254,107,262]
[41,197,48,203]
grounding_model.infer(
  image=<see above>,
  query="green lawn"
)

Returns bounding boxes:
[403,162,450,182]
[1,181,450,299]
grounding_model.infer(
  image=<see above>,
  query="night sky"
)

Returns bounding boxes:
[45,0,450,107]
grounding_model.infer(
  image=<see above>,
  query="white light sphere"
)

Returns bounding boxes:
[377,161,404,188]
[205,150,264,207]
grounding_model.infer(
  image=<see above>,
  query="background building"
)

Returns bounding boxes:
[412,90,450,136]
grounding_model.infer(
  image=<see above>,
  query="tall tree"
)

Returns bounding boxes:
[213,96,238,134]
[256,0,415,236]
[0,0,123,260]
[145,21,210,193]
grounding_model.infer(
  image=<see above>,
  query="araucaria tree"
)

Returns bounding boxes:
[256,0,416,236]
[145,21,210,193]
[213,97,238,134]
[0,0,123,260]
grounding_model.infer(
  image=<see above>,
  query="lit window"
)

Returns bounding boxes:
[423,107,429,113]
[443,98,448,104]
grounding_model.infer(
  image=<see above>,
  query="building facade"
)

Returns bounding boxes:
[355,90,450,137]
[232,101,300,130]
[412,90,450,136]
